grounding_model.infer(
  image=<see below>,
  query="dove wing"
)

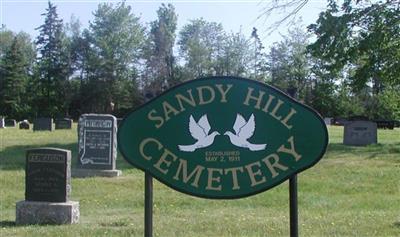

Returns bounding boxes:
[189,115,207,140]
[233,114,246,135]
[197,114,211,135]
[238,114,255,139]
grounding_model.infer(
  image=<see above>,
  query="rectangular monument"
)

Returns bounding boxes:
[5,119,17,127]
[343,121,377,146]
[33,117,53,131]
[16,148,79,225]
[0,117,4,128]
[73,114,121,177]
[25,148,70,202]
[55,118,73,129]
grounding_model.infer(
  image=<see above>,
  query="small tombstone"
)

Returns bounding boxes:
[72,114,121,177]
[5,119,17,127]
[0,117,4,128]
[374,120,395,130]
[33,117,53,131]
[16,148,79,225]
[19,120,30,130]
[55,118,73,129]
[324,117,332,125]
[343,120,377,146]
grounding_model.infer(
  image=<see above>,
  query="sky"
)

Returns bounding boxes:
[1,0,327,49]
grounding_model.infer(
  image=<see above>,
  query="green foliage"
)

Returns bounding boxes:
[81,2,145,113]
[267,23,312,101]
[1,1,399,121]
[0,37,30,119]
[308,0,400,93]
[35,2,72,117]
[143,3,179,97]
[369,87,400,120]
[178,18,226,78]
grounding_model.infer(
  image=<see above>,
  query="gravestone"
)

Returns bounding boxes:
[16,148,79,225]
[55,118,73,129]
[72,114,121,177]
[0,117,4,128]
[19,120,30,130]
[343,120,377,146]
[374,120,395,130]
[5,119,17,127]
[324,117,332,125]
[33,117,53,131]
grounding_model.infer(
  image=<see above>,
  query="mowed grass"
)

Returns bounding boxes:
[0,125,399,237]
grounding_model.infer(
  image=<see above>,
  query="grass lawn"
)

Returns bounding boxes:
[1,125,399,237]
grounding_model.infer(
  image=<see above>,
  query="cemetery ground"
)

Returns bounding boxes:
[0,125,399,237]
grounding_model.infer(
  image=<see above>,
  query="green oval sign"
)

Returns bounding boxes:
[118,77,328,199]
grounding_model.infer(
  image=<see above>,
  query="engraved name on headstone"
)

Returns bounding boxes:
[55,118,73,129]
[16,148,79,225]
[343,120,377,146]
[33,117,53,131]
[25,148,71,202]
[78,114,117,170]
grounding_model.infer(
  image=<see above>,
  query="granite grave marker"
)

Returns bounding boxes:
[0,117,4,128]
[72,114,121,177]
[55,118,73,129]
[33,117,53,131]
[16,148,79,225]
[343,120,377,146]
[19,120,30,129]
[5,119,17,127]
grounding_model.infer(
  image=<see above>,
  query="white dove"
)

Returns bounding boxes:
[178,114,220,152]
[224,113,266,151]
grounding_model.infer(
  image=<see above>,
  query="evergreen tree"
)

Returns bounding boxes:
[143,3,178,97]
[0,37,30,119]
[35,1,71,117]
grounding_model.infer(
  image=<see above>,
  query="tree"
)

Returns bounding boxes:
[218,31,252,77]
[143,3,178,97]
[307,0,400,94]
[35,1,71,117]
[178,19,226,78]
[0,37,31,119]
[250,28,268,81]
[82,2,145,114]
[267,23,312,100]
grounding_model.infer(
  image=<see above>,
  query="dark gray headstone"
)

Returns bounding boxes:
[25,148,71,202]
[19,121,30,130]
[33,118,53,131]
[343,121,377,146]
[55,118,73,129]
[78,114,117,170]
[0,117,4,128]
[5,119,17,127]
